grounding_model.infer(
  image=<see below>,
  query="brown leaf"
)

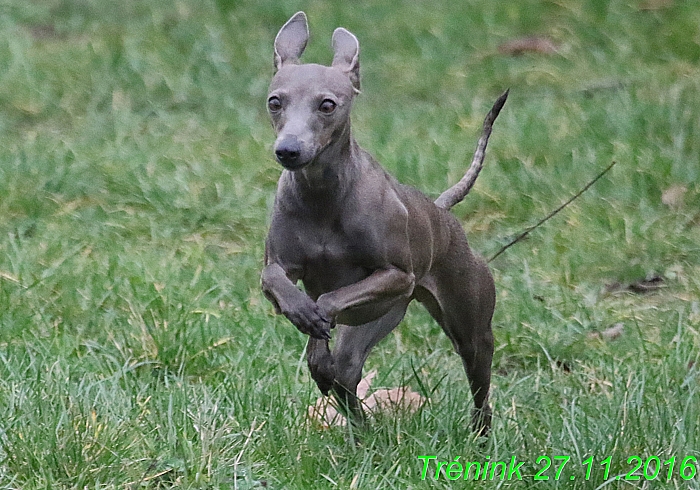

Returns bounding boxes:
[601,323,625,340]
[28,24,60,40]
[307,369,426,427]
[588,323,624,341]
[307,396,346,428]
[605,275,664,294]
[661,184,687,209]
[362,386,426,413]
[627,275,664,293]
[356,369,377,399]
[498,37,558,56]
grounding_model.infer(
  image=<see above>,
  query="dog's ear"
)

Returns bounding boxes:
[332,28,360,93]
[274,12,309,71]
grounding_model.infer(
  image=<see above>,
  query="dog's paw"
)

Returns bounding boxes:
[307,344,335,395]
[282,297,333,340]
[472,405,492,437]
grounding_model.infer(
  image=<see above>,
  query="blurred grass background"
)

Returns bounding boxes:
[0,0,699,488]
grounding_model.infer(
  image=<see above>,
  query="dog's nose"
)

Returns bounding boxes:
[276,146,300,163]
[275,138,303,168]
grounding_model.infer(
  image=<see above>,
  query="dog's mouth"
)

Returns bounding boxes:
[275,153,312,170]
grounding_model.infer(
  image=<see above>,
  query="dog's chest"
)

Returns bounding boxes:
[310,217,377,265]
[272,211,380,290]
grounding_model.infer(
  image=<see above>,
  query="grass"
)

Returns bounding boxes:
[1,0,699,488]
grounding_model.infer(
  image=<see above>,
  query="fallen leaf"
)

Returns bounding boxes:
[661,184,687,209]
[28,24,61,40]
[627,275,664,293]
[363,386,426,413]
[307,396,346,428]
[356,369,377,399]
[307,369,427,427]
[588,323,625,341]
[498,37,558,56]
[605,275,664,294]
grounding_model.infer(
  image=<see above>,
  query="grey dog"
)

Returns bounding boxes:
[261,12,506,435]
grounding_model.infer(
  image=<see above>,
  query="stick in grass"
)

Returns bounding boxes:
[488,160,618,263]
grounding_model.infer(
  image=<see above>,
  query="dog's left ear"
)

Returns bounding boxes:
[332,28,360,93]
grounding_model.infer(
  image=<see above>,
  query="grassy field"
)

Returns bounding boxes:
[1,0,699,488]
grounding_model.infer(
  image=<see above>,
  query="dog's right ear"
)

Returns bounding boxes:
[274,12,309,71]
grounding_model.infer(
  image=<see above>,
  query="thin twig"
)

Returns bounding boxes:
[488,160,618,263]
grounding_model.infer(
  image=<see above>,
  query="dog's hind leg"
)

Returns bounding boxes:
[416,250,496,435]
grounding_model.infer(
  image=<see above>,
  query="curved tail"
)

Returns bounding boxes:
[434,89,509,210]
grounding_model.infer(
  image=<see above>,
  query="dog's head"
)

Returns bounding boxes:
[267,12,360,170]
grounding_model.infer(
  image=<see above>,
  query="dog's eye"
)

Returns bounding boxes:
[268,96,282,113]
[319,99,336,114]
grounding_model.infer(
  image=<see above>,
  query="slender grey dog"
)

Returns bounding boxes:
[261,12,506,435]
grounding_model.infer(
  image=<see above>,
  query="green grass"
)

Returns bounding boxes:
[1,0,699,488]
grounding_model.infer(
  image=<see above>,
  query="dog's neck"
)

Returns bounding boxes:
[288,126,360,201]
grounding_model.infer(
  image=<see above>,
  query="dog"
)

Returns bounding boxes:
[261,11,506,435]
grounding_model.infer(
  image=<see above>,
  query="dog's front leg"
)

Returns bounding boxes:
[261,262,333,340]
[306,337,335,395]
[316,266,415,326]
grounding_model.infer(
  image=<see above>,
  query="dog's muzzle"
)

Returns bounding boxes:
[274,136,309,170]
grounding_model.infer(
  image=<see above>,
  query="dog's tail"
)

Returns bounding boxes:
[434,90,509,210]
